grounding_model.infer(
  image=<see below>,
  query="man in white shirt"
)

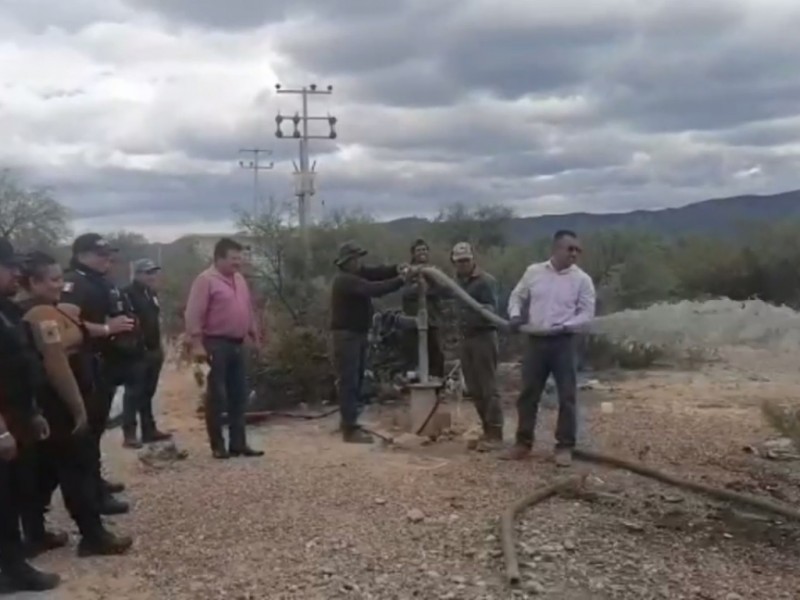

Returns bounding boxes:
[503,230,596,466]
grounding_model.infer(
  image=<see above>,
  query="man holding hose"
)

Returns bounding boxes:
[503,229,596,467]
[451,242,504,447]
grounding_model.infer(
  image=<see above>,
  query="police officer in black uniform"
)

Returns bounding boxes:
[0,238,61,592]
[122,258,171,448]
[61,233,140,515]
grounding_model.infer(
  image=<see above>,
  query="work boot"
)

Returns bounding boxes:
[78,530,133,557]
[24,530,69,558]
[499,443,532,461]
[230,446,264,457]
[142,428,172,444]
[101,477,125,495]
[212,448,231,460]
[122,431,142,449]
[554,448,573,468]
[342,428,374,444]
[0,559,61,591]
[472,428,504,452]
[98,495,130,516]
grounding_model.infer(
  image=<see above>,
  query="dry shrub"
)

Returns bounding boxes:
[250,313,335,410]
[761,401,800,450]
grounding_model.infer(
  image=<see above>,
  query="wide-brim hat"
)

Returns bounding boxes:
[334,240,368,266]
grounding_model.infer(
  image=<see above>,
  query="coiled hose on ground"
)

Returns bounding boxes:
[416,267,800,587]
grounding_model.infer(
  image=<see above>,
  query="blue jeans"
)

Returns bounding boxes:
[331,331,368,431]
[204,337,248,451]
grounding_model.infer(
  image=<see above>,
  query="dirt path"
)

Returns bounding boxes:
[17,348,800,599]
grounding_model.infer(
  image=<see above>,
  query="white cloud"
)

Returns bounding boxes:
[0,0,800,242]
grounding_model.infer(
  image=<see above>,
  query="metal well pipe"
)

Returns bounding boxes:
[417,277,429,382]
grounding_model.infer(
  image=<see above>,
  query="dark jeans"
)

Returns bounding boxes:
[0,453,29,565]
[515,334,578,449]
[204,337,248,452]
[402,327,445,379]
[20,436,103,540]
[122,349,164,436]
[331,330,368,431]
[460,330,503,437]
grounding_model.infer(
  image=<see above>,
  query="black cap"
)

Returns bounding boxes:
[0,238,23,268]
[71,233,118,256]
[334,240,367,266]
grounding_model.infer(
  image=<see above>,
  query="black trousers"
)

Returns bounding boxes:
[20,436,103,540]
[122,349,164,436]
[515,334,578,449]
[89,359,132,492]
[204,337,248,452]
[0,453,30,565]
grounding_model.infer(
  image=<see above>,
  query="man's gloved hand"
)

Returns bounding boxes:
[508,315,525,333]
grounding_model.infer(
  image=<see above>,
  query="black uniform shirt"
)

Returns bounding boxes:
[124,280,161,351]
[62,260,143,359]
[0,297,42,433]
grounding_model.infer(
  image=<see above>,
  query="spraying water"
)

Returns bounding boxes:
[420,266,800,352]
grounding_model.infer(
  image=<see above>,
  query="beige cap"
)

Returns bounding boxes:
[451,241,474,261]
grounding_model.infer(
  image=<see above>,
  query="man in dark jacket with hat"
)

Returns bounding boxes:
[122,259,171,448]
[330,241,410,443]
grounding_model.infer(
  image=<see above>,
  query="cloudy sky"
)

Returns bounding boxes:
[2,0,800,241]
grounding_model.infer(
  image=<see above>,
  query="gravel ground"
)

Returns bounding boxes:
[16,347,800,599]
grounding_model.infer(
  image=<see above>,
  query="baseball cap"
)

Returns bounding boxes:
[133,258,161,274]
[451,242,474,261]
[0,238,23,268]
[72,233,118,256]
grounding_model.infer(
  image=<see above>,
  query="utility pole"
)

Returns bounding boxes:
[238,148,274,216]
[274,83,337,273]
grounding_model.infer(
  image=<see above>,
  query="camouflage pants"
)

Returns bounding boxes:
[459,330,503,437]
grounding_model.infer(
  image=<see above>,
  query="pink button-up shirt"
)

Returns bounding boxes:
[184,267,258,343]
[507,260,596,330]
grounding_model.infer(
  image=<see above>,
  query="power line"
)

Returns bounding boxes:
[238,148,274,215]
[274,83,337,273]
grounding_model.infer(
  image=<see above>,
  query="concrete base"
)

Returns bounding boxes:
[408,379,450,438]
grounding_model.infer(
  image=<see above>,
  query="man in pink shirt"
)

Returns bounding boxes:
[184,238,264,459]
[503,230,596,466]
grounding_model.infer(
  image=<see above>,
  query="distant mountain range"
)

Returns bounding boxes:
[378,190,800,244]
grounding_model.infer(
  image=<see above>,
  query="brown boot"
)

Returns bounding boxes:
[343,428,374,444]
[499,444,531,461]
[122,432,142,449]
[554,448,573,468]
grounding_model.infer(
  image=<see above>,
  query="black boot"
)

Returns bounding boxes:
[141,427,172,444]
[98,495,130,516]
[0,558,61,591]
[23,530,69,558]
[77,529,133,557]
[101,477,125,495]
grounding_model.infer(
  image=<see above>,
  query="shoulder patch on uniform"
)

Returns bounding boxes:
[62,281,74,293]
[39,320,61,345]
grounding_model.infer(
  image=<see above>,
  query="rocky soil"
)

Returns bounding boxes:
[13,346,800,599]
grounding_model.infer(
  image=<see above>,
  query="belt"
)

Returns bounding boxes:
[204,335,244,345]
